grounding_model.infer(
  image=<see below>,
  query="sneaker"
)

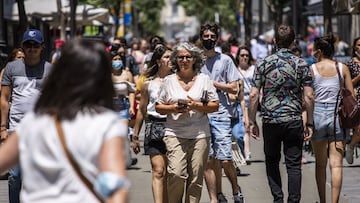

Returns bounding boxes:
[217,192,228,203]
[236,167,241,176]
[345,144,354,164]
[233,192,244,203]
[245,153,251,165]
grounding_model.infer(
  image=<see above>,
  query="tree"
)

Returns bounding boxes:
[176,0,239,37]
[132,0,165,38]
[81,0,165,38]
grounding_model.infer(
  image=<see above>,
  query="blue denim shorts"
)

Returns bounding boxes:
[312,102,348,141]
[209,117,233,160]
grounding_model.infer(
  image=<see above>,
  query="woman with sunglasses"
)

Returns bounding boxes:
[155,42,219,203]
[234,46,255,164]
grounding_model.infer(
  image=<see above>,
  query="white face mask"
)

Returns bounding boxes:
[356,51,360,59]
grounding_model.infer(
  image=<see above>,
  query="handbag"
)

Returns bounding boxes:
[334,62,360,129]
[54,117,104,203]
[149,121,165,142]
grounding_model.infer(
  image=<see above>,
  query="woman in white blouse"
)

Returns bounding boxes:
[156,42,219,203]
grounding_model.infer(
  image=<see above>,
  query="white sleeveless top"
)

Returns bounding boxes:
[312,63,343,103]
[113,81,136,97]
[147,79,166,118]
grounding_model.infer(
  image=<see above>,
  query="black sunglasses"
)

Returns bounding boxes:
[23,42,41,49]
[177,55,193,61]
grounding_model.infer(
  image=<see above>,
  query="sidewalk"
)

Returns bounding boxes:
[0,136,357,202]
[127,135,357,203]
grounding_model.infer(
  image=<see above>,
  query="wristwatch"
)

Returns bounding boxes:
[306,123,314,128]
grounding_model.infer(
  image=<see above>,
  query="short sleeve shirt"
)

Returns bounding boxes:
[253,48,312,123]
[201,52,241,117]
[157,73,218,139]
[1,59,53,130]
[16,110,127,203]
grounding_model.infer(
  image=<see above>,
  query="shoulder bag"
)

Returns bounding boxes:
[54,117,104,203]
[334,62,360,129]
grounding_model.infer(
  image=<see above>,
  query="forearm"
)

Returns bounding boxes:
[132,111,144,137]
[0,99,9,127]
[190,101,219,113]
[213,80,238,94]
[303,87,314,125]
[155,103,177,115]
[128,93,135,111]
[248,88,259,124]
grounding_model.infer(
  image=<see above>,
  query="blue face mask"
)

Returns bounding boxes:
[112,60,123,70]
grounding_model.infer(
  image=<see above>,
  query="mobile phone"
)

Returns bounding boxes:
[177,99,188,109]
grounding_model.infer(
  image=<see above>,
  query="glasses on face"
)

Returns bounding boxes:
[240,54,249,57]
[23,42,41,49]
[203,34,216,40]
[177,55,193,61]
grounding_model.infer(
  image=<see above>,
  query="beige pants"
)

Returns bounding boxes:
[164,136,210,203]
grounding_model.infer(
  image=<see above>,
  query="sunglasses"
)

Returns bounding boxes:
[23,43,41,49]
[240,54,249,57]
[177,55,193,61]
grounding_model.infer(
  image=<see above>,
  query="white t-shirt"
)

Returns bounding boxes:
[16,110,128,203]
[157,73,218,139]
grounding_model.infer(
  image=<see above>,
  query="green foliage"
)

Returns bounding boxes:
[79,0,164,38]
[133,0,165,38]
[177,0,239,35]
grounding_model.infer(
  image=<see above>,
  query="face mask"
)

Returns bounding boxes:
[356,51,360,59]
[202,39,216,50]
[112,60,123,70]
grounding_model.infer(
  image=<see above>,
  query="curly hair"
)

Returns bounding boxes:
[170,42,206,73]
[200,22,219,39]
[275,24,295,48]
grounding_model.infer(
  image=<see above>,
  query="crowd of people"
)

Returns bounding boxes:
[0,21,358,203]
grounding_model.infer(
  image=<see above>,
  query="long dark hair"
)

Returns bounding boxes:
[351,37,360,57]
[314,34,335,58]
[144,45,172,78]
[235,45,254,66]
[35,38,115,120]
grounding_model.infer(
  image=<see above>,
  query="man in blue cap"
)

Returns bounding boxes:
[0,29,53,203]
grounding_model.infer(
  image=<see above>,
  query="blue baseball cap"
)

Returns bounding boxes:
[22,29,44,44]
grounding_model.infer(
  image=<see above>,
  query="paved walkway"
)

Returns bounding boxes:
[0,135,358,202]
[127,135,358,203]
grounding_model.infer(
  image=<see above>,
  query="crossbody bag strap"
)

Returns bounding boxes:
[333,61,345,144]
[54,117,103,202]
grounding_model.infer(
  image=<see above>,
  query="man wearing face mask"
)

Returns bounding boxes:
[200,22,244,203]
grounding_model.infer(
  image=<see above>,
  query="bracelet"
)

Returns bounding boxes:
[249,120,257,126]
[133,135,139,141]
[306,123,314,128]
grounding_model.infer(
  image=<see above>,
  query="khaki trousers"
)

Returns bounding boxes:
[164,136,210,203]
